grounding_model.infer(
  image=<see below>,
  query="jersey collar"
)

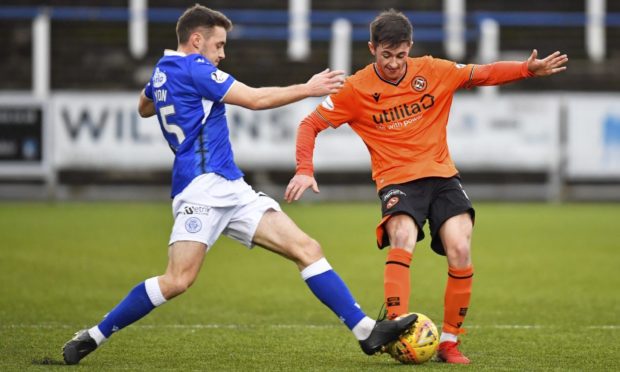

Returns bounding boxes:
[164,49,186,57]
[373,63,408,86]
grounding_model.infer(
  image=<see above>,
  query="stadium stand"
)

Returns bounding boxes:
[0,0,619,91]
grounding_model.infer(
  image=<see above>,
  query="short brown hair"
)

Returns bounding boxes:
[370,9,413,48]
[176,4,233,44]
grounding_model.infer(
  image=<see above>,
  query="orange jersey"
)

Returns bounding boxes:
[310,56,532,190]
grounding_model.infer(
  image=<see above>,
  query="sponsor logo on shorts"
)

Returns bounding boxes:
[386,196,399,209]
[183,205,210,215]
[382,189,407,202]
[185,217,202,233]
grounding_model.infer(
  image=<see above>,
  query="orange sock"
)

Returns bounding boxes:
[443,265,473,334]
[383,248,412,319]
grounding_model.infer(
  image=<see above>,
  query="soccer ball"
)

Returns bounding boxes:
[386,312,439,364]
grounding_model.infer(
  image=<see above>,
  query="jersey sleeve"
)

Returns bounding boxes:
[144,81,153,100]
[430,57,476,91]
[189,56,236,102]
[467,61,534,87]
[315,78,357,127]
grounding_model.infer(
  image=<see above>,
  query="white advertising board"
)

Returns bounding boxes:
[565,94,620,179]
[51,94,369,171]
[447,94,560,171]
[51,93,561,173]
[52,93,172,170]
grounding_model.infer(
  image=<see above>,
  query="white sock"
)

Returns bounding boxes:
[352,316,376,341]
[88,326,107,346]
[439,332,458,344]
[145,276,167,306]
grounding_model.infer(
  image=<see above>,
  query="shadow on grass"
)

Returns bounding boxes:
[32,357,66,366]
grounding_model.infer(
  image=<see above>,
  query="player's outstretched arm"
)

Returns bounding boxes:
[466,49,568,87]
[223,68,344,110]
[138,89,156,118]
[526,49,568,77]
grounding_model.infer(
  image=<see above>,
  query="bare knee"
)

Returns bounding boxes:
[386,216,417,250]
[294,237,324,268]
[159,274,196,300]
[446,240,471,268]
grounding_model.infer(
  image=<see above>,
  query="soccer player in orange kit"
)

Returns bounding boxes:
[285,9,567,364]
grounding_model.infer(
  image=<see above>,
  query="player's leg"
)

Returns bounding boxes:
[428,177,474,364]
[377,182,429,320]
[246,208,416,355]
[382,214,418,319]
[62,241,206,364]
[62,176,231,365]
[436,212,473,364]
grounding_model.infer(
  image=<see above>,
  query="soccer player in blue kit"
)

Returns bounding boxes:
[62,4,416,365]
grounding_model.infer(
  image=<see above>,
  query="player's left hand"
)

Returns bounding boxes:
[305,68,345,97]
[284,174,320,203]
[527,49,568,77]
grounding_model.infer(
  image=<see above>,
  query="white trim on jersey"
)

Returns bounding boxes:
[164,49,186,57]
[220,80,237,102]
[201,98,214,125]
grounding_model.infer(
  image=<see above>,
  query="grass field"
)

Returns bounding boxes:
[1,201,619,371]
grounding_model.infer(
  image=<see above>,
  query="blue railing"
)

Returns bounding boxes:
[1,6,618,42]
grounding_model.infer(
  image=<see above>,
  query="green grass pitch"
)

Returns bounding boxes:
[1,201,618,371]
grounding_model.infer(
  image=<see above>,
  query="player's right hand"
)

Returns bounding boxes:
[305,68,345,97]
[284,174,320,203]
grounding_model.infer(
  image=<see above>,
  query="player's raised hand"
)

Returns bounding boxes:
[527,49,568,77]
[284,174,320,203]
[305,68,345,96]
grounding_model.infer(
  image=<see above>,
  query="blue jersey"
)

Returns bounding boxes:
[144,50,243,197]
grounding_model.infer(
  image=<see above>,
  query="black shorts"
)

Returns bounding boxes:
[376,176,475,256]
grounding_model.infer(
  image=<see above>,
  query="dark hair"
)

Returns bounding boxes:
[176,4,233,44]
[370,9,413,48]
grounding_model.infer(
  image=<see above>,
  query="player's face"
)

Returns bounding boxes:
[198,26,227,66]
[369,41,412,82]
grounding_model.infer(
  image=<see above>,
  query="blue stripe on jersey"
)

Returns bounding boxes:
[146,50,243,197]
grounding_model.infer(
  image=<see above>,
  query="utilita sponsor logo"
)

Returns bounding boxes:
[372,94,435,125]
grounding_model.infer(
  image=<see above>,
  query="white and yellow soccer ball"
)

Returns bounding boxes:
[386,312,439,364]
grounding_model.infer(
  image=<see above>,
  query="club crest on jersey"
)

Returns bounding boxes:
[152,67,167,88]
[412,76,427,92]
[321,96,335,110]
[185,217,202,233]
[211,69,229,83]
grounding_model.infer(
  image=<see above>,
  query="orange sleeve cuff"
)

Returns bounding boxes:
[468,60,534,87]
[296,111,329,176]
